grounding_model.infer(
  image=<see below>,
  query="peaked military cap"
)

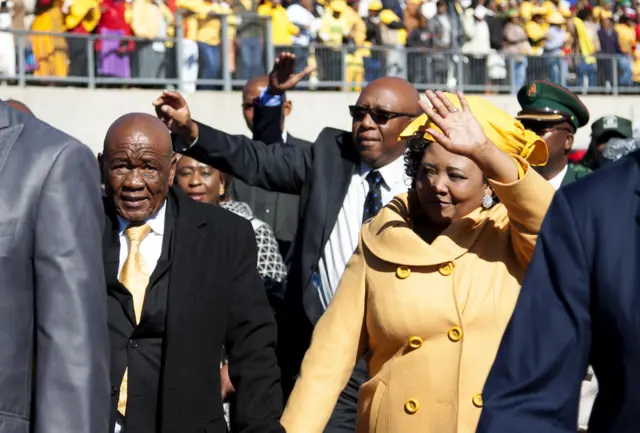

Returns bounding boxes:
[516,80,590,131]
[591,115,633,141]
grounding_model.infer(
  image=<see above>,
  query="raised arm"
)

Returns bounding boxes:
[488,159,554,268]
[419,90,554,268]
[477,189,592,433]
[281,240,369,433]
[34,140,110,433]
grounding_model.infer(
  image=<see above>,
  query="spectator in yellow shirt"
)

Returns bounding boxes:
[196,0,234,89]
[258,0,299,46]
[615,13,634,86]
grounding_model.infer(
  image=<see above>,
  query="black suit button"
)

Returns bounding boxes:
[111,386,117,396]
[129,339,138,348]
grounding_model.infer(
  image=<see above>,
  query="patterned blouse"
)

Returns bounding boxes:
[219,200,288,294]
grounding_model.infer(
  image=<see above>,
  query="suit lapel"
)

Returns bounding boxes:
[0,107,23,177]
[320,133,358,249]
[561,165,576,187]
[103,199,137,325]
[165,189,207,332]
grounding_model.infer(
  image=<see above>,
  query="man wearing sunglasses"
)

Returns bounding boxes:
[154,51,420,433]
[515,80,591,190]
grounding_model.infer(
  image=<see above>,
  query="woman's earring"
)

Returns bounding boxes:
[482,194,494,209]
[219,184,225,198]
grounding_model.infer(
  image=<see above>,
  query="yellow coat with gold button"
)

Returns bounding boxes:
[280,157,554,433]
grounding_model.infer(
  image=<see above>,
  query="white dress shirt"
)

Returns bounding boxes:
[548,164,568,190]
[117,201,167,279]
[317,154,409,310]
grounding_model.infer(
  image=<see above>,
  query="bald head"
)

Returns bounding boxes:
[241,75,291,132]
[351,77,420,169]
[101,112,176,222]
[358,77,420,112]
[5,99,33,115]
[243,75,269,100]
[104,112,172,156]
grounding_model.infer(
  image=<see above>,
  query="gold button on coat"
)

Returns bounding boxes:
[472,393,483,407]
[448,326,463,342]
[439,262,454,276]
[396,266,411,279]
[404,398,419,414]
[408,336,423,349]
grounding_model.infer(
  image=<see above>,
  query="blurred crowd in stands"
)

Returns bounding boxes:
[1,0,640,90]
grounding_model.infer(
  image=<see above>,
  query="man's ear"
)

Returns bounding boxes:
[283,100,292,118]
[168,153,178,186]
[564,132,575,154]
[97,152,105,184]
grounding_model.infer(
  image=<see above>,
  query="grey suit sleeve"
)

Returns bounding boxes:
[33,141,110,433]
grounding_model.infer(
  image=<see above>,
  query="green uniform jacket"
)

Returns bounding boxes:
[561,163,592,187]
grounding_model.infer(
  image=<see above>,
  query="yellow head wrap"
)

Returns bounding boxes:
[398,93,548,166]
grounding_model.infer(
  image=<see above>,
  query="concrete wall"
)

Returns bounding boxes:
[2,86,639,154]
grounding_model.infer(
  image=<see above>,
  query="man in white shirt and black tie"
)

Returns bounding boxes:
[154,52,420,433]
[99,112,285,433]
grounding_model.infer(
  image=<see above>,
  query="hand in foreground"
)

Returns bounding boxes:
[419,90,489,160]
[152,90,199,142]
[267,52,314,95]
[220,363,235,401]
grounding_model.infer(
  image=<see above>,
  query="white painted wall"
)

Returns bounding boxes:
[2,86,639,154]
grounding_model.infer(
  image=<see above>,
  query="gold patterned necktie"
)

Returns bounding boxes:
[117,223,152,416]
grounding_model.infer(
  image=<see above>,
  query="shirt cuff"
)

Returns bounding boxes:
[259,88,284,106]
[175,135,198,152]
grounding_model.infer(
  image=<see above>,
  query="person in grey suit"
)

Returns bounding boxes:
[0,101,110,433]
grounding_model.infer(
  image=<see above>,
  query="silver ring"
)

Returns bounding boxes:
[450,108,459,113]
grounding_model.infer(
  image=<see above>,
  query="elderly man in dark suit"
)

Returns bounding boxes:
[0,101,110,433]
[154,52,420,433]
[99,112,284,433]
[476,149,640,433]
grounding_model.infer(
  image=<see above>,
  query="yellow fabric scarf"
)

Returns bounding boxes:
[399,93,549,168]
[573,17,596,65]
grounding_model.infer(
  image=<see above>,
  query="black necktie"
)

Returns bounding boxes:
[363,170,384,223]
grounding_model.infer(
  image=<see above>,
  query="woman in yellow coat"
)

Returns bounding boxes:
[280,90,555,433]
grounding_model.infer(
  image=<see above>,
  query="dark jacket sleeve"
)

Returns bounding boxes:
[225,220,285,433]
[34,140,110,433]
[178,117,312,195]
[253,103,285,145]
[477,188,592,433]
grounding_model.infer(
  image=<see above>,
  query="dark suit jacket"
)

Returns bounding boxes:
[230,131,312,258]
[180,105,360,397]
[103,188,285,433]
[0,102,110,433]
[477,150,640,433]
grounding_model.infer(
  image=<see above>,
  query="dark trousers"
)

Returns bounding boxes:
[68,37,88,78]
[198,41,221,90]
[240,37,263,79]
[324,358,369,433]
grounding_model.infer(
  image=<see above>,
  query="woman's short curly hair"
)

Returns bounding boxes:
[404,135,431,189]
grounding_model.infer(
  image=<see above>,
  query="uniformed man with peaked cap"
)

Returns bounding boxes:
[516,82,595,433]
[580,115,634,170]
[516,80,591,189]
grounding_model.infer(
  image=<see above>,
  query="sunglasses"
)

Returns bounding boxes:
[521,120,574,136]
[349,105,417,125]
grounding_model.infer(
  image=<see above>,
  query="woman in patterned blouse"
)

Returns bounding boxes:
[175,155,288,290]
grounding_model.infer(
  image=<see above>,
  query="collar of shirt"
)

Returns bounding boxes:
[358,153,407,190]
[548,164,568,190]
[283,130,288,142]
[117,200,167,237]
